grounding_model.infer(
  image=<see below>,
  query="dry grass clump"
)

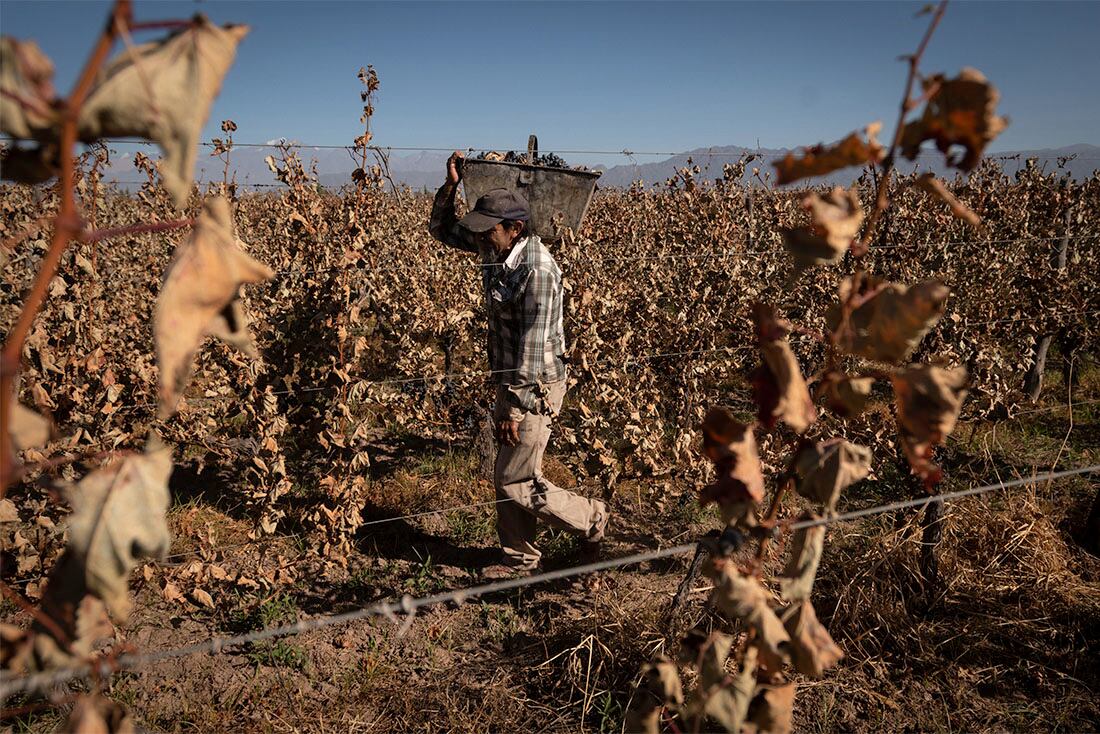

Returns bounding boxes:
[807,480,1100,731]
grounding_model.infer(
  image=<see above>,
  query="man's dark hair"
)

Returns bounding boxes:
[501,219,528,236]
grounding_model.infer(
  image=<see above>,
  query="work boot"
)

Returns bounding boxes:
[479,561,537,581]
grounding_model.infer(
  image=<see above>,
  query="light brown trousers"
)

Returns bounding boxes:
[493,379,603,569]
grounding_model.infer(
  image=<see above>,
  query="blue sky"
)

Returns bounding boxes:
[2,1,1098,163]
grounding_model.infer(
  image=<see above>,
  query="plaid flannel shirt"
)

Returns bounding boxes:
[430,183,567,417]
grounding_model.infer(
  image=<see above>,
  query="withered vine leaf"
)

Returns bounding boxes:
[773,122,884,185]
[697,641,757,733]
[751,304,816,434]
[77,17,249,209]
[827,276,950,364]
[900,68,1008,172]
[0,36,56,139]
[625,656,683,734]
[700,408,765,515]
[66,438,173,618]
[793,439,872,512]
[781,187,864,275]
[783,600,844,678]
[817,372,875,419]
[704,559,790,672]
[913,173,982,228]
[779,519,825,602]
[891,365,968,484]
[11,401,51,451]
[748,681,796,734]
[14,552,114,671]
[154,195,274,417]
[65,693,136,734]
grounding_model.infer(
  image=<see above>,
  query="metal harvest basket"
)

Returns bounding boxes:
[460,136,601,241]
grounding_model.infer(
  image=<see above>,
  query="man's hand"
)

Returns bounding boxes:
[446,151,464,185]
[496,419,520,447]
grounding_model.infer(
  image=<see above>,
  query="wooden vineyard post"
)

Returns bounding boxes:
[1023,209,1072,401]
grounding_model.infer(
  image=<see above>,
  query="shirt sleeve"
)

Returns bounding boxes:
[428,182,477,253]
[504,267,556,414]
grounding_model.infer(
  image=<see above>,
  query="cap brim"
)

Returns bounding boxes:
[458,210,502,233]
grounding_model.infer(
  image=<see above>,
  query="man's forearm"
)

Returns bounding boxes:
[428,182,458,240]
[429,181,480,256]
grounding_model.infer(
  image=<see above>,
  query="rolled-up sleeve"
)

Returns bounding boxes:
[428,182,477,253]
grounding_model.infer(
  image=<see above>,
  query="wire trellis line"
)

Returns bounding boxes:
[106,306,1095,413]
[2,463,1096,699]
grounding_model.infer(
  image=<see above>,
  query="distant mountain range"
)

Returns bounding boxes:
[100,142,1100,193]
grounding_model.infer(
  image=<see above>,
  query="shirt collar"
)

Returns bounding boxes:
[503,236,529,270]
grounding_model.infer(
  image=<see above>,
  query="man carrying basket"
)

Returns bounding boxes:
[429,151,609,578]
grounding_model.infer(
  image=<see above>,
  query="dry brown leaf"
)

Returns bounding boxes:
[681,632,756,732]
[154,195,274,417]
[66,438,173,619]
[28,552,114,670]
[65,693,136,734]
[1,622,32,673]
[190,587,215,609]
[700,408,765,513]
[892,364,968,484]
[779,519,825,602]
[773,122,884,185]
[0,498,18,522]
[782,187,864,274]
[793,439,872,512]
[751,304,816,434]
[77,17,249,209]
[783,600,843,678]
[913,173,982,228]
[828,276,950,364]
[900,68,1008,172]
[0,36,56,139]
[816,372,875,419]
[748,682,796,734]
[161,580,185,603]
[705,644,758,733]
[704,560,790,672]
[624,656,683,734]
[11,401,51,451]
